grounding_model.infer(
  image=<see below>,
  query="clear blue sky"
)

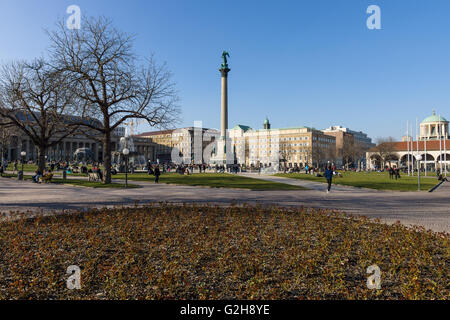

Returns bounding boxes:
[1,0,450,140]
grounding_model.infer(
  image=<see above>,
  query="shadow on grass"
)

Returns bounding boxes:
[114,173,307,191]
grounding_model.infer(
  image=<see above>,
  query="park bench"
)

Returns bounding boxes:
[88,172,102,182]
[39,173,53,184]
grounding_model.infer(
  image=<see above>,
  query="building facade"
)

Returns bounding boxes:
[322,126,374,146]
[229,119,336,168]
[135,127,219,164]
[0,129,144,163]
[366,111,449,172]
[322,125,375,168]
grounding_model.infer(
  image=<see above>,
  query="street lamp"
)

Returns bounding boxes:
[416,154,422,191]
[123,148,130,188]
[20,151,26,170]
[20,151,26,181]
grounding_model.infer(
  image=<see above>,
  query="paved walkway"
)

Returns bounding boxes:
[0,175,449,233]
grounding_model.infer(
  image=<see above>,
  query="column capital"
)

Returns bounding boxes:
[219,68,230,77]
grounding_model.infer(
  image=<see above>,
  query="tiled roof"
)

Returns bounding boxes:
[368,140,450,152]
[233,125,252,131]
[134,129,175,137]
[134,127,219,137]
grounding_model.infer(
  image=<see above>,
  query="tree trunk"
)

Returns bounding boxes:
[0,144,4,174]
[103,131,112,184]
[1,145,4,166]
[37,146,46,172]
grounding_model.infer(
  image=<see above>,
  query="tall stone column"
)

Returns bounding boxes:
[220,67,230,141]
[210,51,231,165]
[218,53,231,164]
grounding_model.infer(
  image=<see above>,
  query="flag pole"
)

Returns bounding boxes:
[424,131,427,177]
[407,120,410,176]
[410,125,414,175]
[416,118,419,173]
[438,114,442,175]
[443,116,447,177]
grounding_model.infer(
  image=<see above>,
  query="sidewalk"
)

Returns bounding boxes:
[0,174,449,233]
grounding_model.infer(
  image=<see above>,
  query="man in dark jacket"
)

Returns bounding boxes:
[324,165,333,193]
[154,166,161,183]
[388,167,394,179]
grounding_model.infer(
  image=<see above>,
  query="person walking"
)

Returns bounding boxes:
[388,167,393,179]
[324,165,333,193]
[154,166,161,183]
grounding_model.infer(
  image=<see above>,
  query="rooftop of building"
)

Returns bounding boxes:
[232,124,317,131]
[134,129,175,137]
[0,108,102,128]
[368,139,450,152]
[322,125,368,135]
[421,110,448,124]
[232,124,252,132]
[134,127,219,137]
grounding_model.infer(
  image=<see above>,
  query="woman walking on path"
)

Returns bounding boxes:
[324,165,333,193]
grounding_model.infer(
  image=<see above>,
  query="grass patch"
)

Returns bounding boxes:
[5,164,38,172]
[0,174,139,188]
[275,171,439,191]
[5,164,97,174]
[0,204,447,299]
[113,173,306,190]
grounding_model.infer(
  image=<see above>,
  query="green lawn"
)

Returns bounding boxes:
[114,172,307,191]
[0,174,139,188]
[275,171,439,191]
[5,164,38,172]
[5,163,96,173]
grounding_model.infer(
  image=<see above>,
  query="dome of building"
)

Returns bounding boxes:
[421,110,448,124]
[263,117,271,129]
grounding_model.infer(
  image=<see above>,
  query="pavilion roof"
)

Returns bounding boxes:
[368,140,450,152]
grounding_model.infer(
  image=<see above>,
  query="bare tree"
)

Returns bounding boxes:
[341,136,355,170]
[311,142,327,168]
[325,144,336,166]
[373,137,396,169]
[0,59,79,172]
[304,146,314,168]
[279,142,293,171]
[352,140,367,170]
[48,16,180,183]
[0,120,16,170]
